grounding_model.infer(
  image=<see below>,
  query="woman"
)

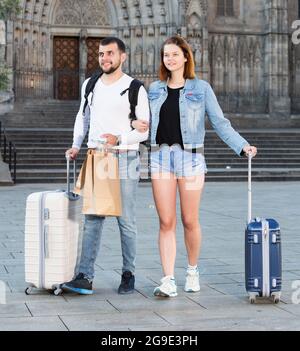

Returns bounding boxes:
[133,36,257,297]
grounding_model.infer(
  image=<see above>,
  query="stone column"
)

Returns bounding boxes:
[79,29,88,87]
[264,0,291,117]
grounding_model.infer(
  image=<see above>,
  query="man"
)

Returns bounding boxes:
[62,37,150,295]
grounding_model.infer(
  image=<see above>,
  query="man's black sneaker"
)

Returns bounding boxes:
[61,273,93,295]
[118,271,135,294]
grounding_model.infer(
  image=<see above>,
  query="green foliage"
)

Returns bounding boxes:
[0,64,9,90]
[0,0,21,21]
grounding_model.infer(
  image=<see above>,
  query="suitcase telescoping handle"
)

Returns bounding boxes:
[248,151,253,224]
[65,154,76,194]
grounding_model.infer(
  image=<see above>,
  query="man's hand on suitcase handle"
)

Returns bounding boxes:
[65,147,79,160]
[243,145,257,158]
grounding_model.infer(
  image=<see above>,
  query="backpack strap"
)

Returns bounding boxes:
[83,70,103,114]
[120,79,144,129]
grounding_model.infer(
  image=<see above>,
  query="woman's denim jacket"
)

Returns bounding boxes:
[148,78,249,156]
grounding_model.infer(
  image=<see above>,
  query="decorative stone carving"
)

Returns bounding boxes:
[54,0,109,26]
[32,40,38,66]
[147,26,155,36]
[147,8,153,17]
[146,44,155,74]
[123,9,129,20]
[123,45,130,73]
[134,44,142,74]
[160,25,167,35]
[135,9,141,18]
[194,44,202,67]
[135,27,143,37]
[123,28,130,38]
[41,41,47,67]
[23,38,29,65]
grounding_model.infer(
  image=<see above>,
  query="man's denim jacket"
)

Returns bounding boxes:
[148,78,249,156]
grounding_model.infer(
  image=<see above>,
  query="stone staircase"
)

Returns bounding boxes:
[1,100,300,183]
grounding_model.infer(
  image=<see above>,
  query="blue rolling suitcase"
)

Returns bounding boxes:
[245,154,282,304]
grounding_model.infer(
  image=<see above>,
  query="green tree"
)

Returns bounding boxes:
[0,1,21,91]
[0,0,21,21]
[0,66,9,90]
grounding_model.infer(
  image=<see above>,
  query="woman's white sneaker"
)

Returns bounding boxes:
[153,276,178,297]
[184,268,200,292]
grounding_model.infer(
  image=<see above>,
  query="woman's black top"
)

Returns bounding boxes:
[156,86,184,148]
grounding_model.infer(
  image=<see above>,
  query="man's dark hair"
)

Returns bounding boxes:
[100,37,126,53]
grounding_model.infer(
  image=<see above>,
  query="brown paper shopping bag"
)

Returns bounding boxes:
[74,149,122,216]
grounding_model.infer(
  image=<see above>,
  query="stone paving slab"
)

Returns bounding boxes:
[0,316,68,331]
[25,300,118,317]
[60,311,170,331]
[0,303,32,318]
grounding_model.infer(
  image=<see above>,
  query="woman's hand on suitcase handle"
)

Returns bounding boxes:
[243,145,257,158]
[66,147,79,160]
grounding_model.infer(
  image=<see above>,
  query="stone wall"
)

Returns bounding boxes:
[0,0,299,118]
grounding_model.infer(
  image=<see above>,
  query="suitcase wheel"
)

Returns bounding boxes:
[52,285,63,296]
[272,293,281,304]
[249,292,259,304]
[54,288,63,296]
[25,287,34,295]
[249,297,256,304]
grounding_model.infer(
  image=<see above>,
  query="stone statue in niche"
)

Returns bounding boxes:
[194,43,202,68]
[134,45,142,74]
[146,44,155,73]
[123,45,130,73]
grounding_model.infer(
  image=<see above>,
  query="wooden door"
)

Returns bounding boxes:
[86,37,101,78]
[53,37,79,100]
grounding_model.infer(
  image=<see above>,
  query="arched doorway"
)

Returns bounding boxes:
[12,0,116,100]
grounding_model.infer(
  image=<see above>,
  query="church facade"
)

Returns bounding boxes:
[2,0,300,120]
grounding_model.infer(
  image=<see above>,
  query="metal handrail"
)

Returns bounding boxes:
[0,121,17,183]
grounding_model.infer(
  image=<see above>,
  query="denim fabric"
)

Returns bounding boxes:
[148,78,249,156]
[150,144,207,177]
[75,152,140,280]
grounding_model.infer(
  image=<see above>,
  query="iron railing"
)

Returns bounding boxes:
[0,121,17,183]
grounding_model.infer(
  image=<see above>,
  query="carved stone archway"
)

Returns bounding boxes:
[12,0,116,100]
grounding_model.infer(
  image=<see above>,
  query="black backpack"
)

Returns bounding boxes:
[83,70,144,130]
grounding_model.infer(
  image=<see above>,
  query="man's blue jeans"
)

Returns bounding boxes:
[76,151,140,280]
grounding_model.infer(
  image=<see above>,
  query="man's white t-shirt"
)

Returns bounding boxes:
[72,73,150,151]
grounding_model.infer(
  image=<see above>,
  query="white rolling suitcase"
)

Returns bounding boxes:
[25,157,82,295]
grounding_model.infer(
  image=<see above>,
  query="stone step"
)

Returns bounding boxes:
[9,138,300,144]
[2,123,299,182]
[15,172,300,183]
[15,163,300,170]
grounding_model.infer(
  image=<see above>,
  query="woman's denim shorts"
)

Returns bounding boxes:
[150,144,207,177]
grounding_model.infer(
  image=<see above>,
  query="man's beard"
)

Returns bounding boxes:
[101,60,122,74]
